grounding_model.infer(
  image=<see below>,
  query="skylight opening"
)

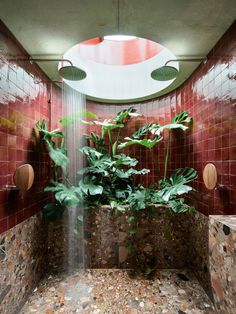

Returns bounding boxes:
[104,35,137,41]
[61,36,179,101]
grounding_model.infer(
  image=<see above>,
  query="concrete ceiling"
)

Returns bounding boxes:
[1,0,236,102]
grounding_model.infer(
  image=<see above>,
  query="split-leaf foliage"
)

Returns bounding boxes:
[36,108,197,227]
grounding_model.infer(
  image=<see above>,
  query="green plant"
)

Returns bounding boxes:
[78,107,150,207]
[36,120,79,219]
[36,108,197,228]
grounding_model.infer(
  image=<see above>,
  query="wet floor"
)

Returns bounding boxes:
[20,269,215,314]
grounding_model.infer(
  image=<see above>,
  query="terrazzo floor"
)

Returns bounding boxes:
[20,269,215,314]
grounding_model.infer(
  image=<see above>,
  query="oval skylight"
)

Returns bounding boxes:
[59,36,178,102]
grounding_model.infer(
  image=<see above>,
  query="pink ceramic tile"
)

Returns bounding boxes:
[0,20,62,233]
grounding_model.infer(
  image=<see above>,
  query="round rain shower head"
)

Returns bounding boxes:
[151,65,179,81]
[58,65,87,81]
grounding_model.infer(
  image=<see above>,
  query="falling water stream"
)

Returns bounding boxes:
[62,83,86,271]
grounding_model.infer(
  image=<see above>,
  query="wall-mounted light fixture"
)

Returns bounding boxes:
[13,164,35,192]
[203,163,217,190]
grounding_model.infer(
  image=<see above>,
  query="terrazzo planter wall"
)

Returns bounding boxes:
[84,205,190,269]
[186,211,213,300]
[48,205,211,285]
[47,209,85,273]
[0,20,62,313]
[0,213,48,314]
[209,215,236,313]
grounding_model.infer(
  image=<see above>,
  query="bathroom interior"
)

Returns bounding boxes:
[0,1,236,313]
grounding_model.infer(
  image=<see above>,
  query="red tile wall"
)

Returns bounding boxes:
[87,21,236,216]
[0,21,62,233]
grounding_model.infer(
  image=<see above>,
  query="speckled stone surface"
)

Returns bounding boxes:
[209,215,236,314]
[0,213,48,314]
[47,208,84,273]
[20,269,215,314]
[49,206,192,271]
[186,211,213,301]
[210,215,236,231]
[90,206,190,270]
[48,207,214,301]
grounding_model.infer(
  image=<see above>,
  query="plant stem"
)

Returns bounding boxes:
[113,128,121,156]
[116,128,121,146]
[61,136,65,148]
[64,177,73,186]
[151,148,158,179]
[53,165,58,181]
[107,129,113,157]
[164,130,171,181]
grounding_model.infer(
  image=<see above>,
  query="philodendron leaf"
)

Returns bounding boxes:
[150,111,192,136]
[169,167,198,185]
[114,107,132,124]
[128,112,141,118]
[85,132,105,148]
[81,120,94,125]
[158,167,197,202]
[163,123,188,131]
[114,168,149,179]
[127,216,136,223]
[94,120,116,127]
[110,200,126,212]
[73,226,81,237]
[43,203,65,221]
[44,181,65,192]
[115,185,132,199]
[168,199,193,213]
[60,114,80,126]
[94,120,124,137]
[128,189,147,210]
[130,168,150,176]
[79,179,103,196]
[48,145,69,174]
[80,146,103,159]
[55,186,81,206]
[77,215,84,222]
[112,141,118,156]
[113,154,138,167]
[36,120,64,140]
[118,137,162,150]
[84,111,98,119]
[159,185,193,202]
[171,110,192,124]
[60,111,97,126]
[44,182,81,207]
[114,106,141,124]
[131,122,153,139]
[150,123,188,136]
[94,120,124,129]
[36,119,47,132]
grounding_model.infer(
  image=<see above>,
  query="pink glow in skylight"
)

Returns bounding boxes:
[74,36,162,65]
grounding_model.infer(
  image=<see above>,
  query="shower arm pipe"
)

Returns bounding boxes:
[30,58,73,66]
[9,57,73,66]
[165,57,207,66]
[34,80,63,84]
